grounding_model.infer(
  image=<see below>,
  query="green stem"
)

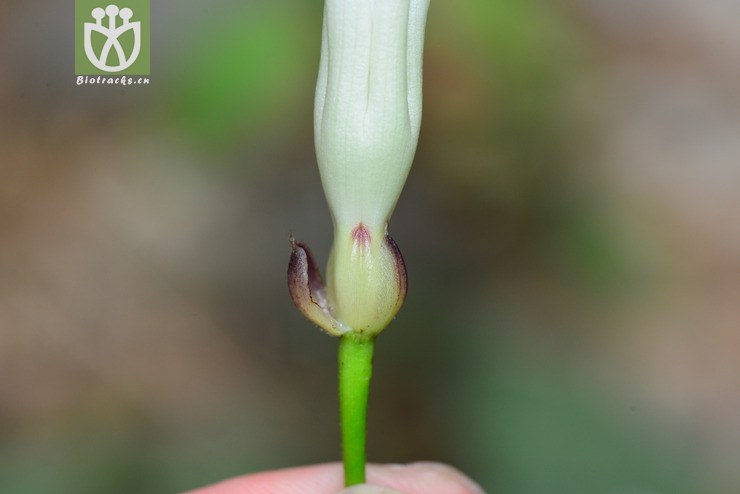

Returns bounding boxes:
[338,333,375,486]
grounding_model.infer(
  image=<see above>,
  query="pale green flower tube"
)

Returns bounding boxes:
[290,0,430,338]
[315,0,429,232]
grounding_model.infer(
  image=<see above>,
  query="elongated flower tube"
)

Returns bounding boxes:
[289,0,430,339]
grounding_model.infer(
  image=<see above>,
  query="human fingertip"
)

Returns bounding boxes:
[368,462,486,494]
[338,485,407,494]
[408,462,486,494]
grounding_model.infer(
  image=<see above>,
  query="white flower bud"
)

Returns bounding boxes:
[314,0,430,232]
[289,0,429,338]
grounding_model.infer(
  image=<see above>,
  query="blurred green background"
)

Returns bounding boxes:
[2,0,740,492]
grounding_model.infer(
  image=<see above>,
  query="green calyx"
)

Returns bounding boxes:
[287,222,407,339]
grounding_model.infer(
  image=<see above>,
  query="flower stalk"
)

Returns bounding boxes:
[338,334,374,485]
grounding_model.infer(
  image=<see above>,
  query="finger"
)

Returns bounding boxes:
[338,486,406,494]
[183,461,484,494]
[182,463,342,494]
[368,462,485,494]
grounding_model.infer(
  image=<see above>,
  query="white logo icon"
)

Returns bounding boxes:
[84,4,141,72]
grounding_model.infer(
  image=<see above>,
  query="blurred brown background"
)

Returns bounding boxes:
[2,0,740,492]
